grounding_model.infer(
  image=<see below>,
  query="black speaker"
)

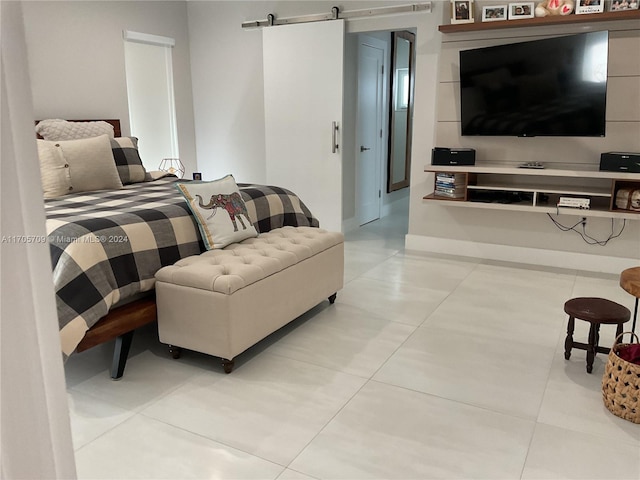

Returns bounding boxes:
[600,152,640,173]
[432,147,476,166]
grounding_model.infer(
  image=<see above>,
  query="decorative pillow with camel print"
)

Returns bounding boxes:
[176,174,258,250]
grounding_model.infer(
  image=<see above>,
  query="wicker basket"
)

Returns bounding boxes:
[602,332,640,424]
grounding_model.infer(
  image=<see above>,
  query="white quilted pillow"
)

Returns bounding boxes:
[35,119,115,141]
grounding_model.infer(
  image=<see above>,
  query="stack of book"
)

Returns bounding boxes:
[435,173,466,198]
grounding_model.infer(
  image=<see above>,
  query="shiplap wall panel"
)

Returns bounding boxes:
[438,30,639,82]
[435,121,640,164]
[436,81,458,122]
[607,76,640,121]
[435,25,640,167]
[608,31,640,76]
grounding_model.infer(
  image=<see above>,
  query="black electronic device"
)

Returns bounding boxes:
[431,147,476,166]
[600,152,640,173]
[459,31,609,137]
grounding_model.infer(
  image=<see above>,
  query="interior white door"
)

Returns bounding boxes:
[263,20,344,233]
[357,41,384,226]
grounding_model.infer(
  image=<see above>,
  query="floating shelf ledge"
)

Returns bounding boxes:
[425,164,640,180]
[439,9,640,34]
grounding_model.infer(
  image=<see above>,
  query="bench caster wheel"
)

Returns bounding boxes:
[222,358,235,374]
[169,345,181,359]
[328,293,337,304]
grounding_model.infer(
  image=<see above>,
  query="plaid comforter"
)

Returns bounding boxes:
[44,178,319,356]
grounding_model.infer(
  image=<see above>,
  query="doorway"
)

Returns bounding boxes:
[352,30,413,232]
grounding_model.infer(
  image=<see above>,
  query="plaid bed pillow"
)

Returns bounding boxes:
[110,137,147,184]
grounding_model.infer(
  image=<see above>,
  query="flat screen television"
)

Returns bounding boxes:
[459,31,608,137]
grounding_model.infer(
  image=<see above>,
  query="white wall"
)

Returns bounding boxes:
[22,1,197,177]
[187,0,441,220]
[187,1,270,184]
[2,2,76,477]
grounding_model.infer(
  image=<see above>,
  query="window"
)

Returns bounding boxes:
[123,31,179,170]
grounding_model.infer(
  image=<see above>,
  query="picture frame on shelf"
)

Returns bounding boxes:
[508,2,535,18]
[575,0,605,14]
[451,0,475,23]
[482,5,508,21]
[609,0,639,11]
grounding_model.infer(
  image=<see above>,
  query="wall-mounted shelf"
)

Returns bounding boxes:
[424,165,640,220]
[425,164,640,179]
[439,9,640,34]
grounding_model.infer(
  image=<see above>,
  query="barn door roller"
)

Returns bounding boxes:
[242,3,431,29]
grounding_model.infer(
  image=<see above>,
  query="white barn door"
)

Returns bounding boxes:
[263,20,345,232]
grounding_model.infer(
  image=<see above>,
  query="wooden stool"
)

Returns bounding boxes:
[564,297,630,373]
[620,267,640,333]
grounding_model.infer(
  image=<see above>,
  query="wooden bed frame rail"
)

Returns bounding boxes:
[75,296,157,379]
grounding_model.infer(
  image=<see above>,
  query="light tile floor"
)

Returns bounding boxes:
[65,209,640,479]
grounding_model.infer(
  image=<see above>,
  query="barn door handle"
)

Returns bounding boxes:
[332,121,339,153]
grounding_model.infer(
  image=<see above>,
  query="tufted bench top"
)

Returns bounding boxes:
[155,226,344,295]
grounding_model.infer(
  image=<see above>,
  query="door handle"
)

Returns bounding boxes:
[332,121,339,153]
[360,146,371,152]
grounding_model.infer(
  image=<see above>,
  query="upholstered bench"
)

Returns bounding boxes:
[154,226,344,373]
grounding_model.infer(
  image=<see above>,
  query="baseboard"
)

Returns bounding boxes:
[405,234,636,275]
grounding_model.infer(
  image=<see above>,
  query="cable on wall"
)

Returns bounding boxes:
[546,214,627,246]
[241,3,432,29]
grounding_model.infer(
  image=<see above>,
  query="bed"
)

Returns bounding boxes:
[40,120,319,378]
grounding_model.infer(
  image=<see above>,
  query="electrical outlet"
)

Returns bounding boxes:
[581,217,587,226]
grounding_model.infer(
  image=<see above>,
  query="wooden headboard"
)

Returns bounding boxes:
[35,119,121,138]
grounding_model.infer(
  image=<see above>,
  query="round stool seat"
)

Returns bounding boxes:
[620,267,640,298]
[564,297,631,324]
[563,297,630,373]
